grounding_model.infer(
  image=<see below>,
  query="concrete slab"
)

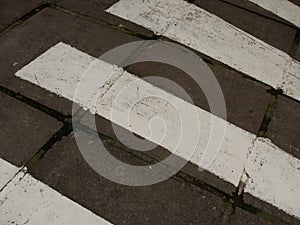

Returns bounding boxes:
[28,132,227,225]
[194,0,296,53]
[266,95,300,159]
[0,92,61,166]
[0,8,139,115]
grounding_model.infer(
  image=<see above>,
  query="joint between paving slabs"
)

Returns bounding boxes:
[258,91,279,137]
[52,5,160,40]
[9,105,289,225]
[74,121,289,224]
[25,122,72,168]
[108,131,289,224]
[0,2,55,35]
[0,167,27,193]
[0,2,296,223]
[221,203,236,225]
[0,85,67,122]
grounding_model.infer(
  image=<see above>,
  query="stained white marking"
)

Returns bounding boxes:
[0,171,113,225]
[16,42,253,186]
[15,43,300,219]
[0,158,19,190]
[106,0,300,101]
[249,0,300,28]
[244,138,300,219]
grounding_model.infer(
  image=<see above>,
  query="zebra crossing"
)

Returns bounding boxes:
[106,0,300,102]
[1,0,300,224]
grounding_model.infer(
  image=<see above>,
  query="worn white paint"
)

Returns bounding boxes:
[16,42,253,186]
[97,70,255,185]
[244,138,300,219]
[106,0,300,102]
[0,171,113,225]
[0,158,19,190]
[15,43,300,219]
[249,0,300,28]
[15,42,123,111]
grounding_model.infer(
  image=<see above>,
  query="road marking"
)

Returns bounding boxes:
[0,158,19,190]
[249,0,300,28]
[0,165,113,224]
[244,138,300,219]
[15,43,300,218]
[16,42,254,186]
[106,0,300,102]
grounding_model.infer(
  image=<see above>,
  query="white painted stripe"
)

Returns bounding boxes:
[244,138,300,219]
[249,0,300,28]
[0,171,113,225]
[15,43,300,218]
[106,0,300,102]
[0,158,19,190]
[15,42,253,186]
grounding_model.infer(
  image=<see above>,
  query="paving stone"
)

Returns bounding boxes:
[194,0,296,53]
[125,61,271,134]
[57,0,154,37]
[0,8,139,115]
[0,0,47,31]
[266,95,300,159]
[28,131,227,225]
[243,193,300,225]
[0,92,61,166]
[230,208,273,225]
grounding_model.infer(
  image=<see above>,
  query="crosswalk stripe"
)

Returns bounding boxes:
[248,0,300,28]
[245,138,300,219]
[15,42,254,186]
[15,42,300,219]
[0,158,112,225]
[106,0,300,102]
